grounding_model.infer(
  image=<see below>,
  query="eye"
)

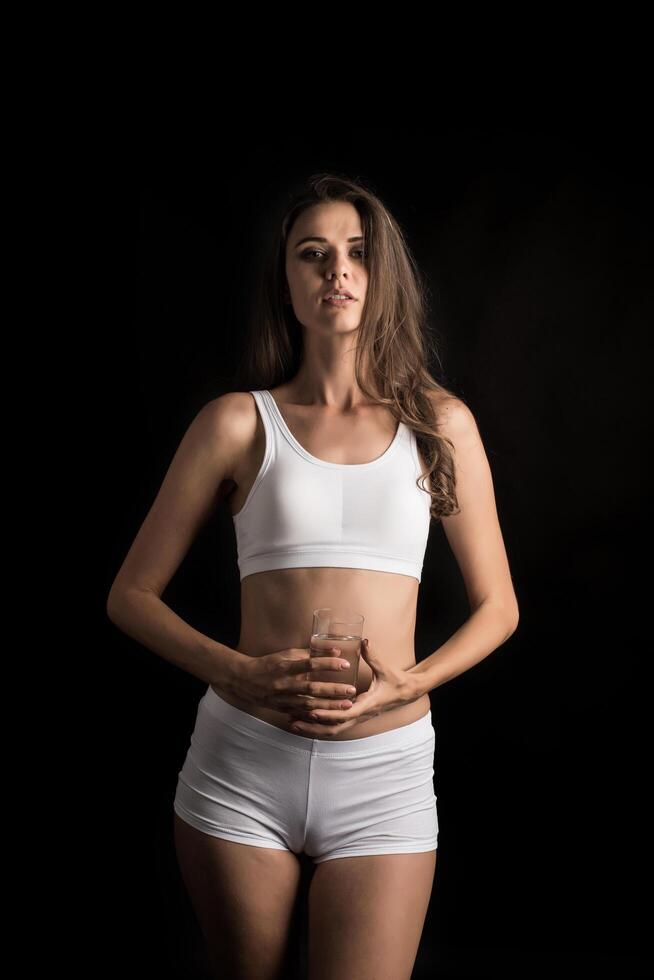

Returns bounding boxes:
[301,248,366,260]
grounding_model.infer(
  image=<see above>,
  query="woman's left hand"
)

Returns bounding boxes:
[287,638,423,737]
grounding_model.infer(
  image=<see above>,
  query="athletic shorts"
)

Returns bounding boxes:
[173,685,439,863]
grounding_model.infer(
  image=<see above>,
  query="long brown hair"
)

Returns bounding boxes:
[232,172,462,521]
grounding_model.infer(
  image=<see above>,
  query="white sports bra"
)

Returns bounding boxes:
[232,390,432,583]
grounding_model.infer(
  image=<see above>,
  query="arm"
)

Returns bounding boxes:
[106,393,255,690]
[407,397,519,696]
[106,588,245,688]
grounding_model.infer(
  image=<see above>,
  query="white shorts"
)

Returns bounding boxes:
[173,685,439,864]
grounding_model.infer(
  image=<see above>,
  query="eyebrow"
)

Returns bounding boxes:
[294,235,364,249]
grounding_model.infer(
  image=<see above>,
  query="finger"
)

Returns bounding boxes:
[295,705,355,726]
[308,655,351,671]
[292,677,358,700]
[298,688,357,703]
[290,715,357,735]
[285,652,349,676]
[285,656,313,673]
[297,694,355,708]
[284,697,355,715]
[294,694,376,730]
[293,690,376,725]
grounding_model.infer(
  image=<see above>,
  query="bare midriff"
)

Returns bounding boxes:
[216,564,431,740]
[216,385,432,740]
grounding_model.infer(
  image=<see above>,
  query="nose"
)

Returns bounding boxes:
[326,248,354,282]
[327,263,349,283]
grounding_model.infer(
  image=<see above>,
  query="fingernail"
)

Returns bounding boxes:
[340,662,350,669]
[347,687,356,694]
[332,647,341,654]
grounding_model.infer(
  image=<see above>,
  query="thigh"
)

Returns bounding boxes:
[174,812,303,980]
[307,850,437,980]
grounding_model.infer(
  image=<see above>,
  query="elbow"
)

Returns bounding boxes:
[499,590,520,635]
[106,584,133,623]
[485,597,520,638]
[476,596,520,634]
[507,603,519,636]
[106,589,122,624]
[106,584,158,623]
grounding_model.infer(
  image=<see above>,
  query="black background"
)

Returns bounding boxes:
[93,117,653,977]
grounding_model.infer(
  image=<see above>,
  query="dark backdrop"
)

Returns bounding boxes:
[95,123,653,977]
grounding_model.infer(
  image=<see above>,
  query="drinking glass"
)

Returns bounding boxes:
[310,607,364,699]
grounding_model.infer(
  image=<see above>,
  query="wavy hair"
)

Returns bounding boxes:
[231,172,463,521]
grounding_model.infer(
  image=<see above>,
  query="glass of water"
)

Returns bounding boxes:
[310,607,364,699]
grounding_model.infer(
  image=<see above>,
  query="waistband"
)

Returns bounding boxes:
[202,685,434,758]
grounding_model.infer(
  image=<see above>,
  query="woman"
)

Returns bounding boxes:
[107,173,519,980]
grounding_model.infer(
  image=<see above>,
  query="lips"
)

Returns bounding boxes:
[323,289,355,300]
[323,296,355,308]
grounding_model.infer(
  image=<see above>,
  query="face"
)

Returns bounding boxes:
[284,201,368,335]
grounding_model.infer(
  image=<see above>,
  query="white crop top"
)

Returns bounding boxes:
[232,389,432,582]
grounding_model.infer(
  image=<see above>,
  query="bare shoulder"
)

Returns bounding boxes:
[426,390,478,444]
[198,391,257,439]
[199,389,257,430]
[192,390,260,477]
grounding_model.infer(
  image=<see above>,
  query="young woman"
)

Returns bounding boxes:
[107,174,519,980]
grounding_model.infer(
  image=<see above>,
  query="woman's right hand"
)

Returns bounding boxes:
[214,646,357,716]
